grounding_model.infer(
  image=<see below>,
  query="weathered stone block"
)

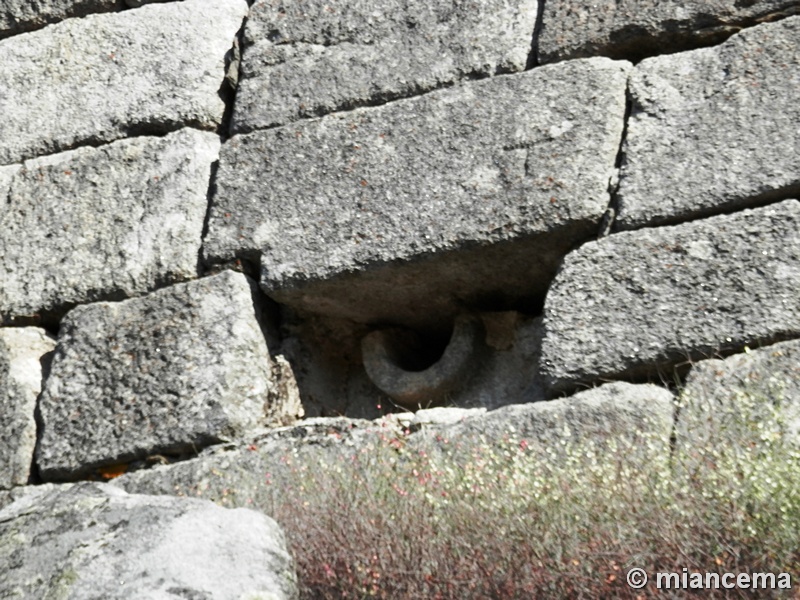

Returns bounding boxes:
[1,0,119,40]
[677,339,800,452]
[617,17,800,229]
[0,483,298,600]
[115,383,672,513]
[206,59,629,329]
[412,381,674,457]
[537,0,799,63]
[541,200,800,394]
[0,0,247,164]
[0,1,171,40]
[231,0,539,132]
[114,417,387,508]
[0,328,55,490]
[36,271,275,481]
[1,129,219,324]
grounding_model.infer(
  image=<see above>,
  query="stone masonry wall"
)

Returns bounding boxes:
[1,0,799,510]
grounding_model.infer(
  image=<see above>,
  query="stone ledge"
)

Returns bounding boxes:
[541,199,800,394]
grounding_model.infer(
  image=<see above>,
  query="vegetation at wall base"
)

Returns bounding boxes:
[259,386,800,599]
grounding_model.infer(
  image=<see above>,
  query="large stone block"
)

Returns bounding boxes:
[231,0,539,132]
[411,381,674,459]
[36,271,276,481]
[114,417,389,509]
[114,383,672,509]
[0,483,298,600]
[541,200,800,394]
[0,0,246,164]
[0,328,55,490]
[616,18,800,229]
[206,59,629,329]
[0,1,170,40]
[537,0,799,63]
[1,129,219,324]
[677,339,800,452]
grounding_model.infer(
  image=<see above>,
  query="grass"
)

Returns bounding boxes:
[259,384,800,599]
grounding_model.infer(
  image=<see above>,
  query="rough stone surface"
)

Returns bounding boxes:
[412,382,674,458]
[0,1,171,40]
[0,165,17,194]
[458,313,546,409]
[114,417,388,509]
[409,406,487,428]
[541,200,800,394]
[36,271,276,481]
[114,382,671,510]
[0,482,298,600]
[537,0,800,63]
[0,0,247,164]
[280,310,545,419]
[206,59,629,329]
[362,315,486,407]
[0,328,56,490]
[617,18,800,229]
[677,339,800,451]
[231,0,539,132]
[0,129,219,324]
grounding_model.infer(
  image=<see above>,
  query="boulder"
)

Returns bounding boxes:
[0,129,219,324]
[541,199,800,394]
[36,271,277,481]
[616,17,800,229]
[676,339,800,453]
[0,328,55,489]
[0,0,247,164]
[231,0,539,132]
[0,482,298,600]
[537,0,799,63]
[205,59,629,329]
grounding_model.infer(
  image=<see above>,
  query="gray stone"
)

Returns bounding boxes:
[206,59,629,329]
[0,1,171,40]
[0,0,247,164]
[231,0,539,132]
[0,482,298,600]
[537,0,800,63]
[115,383,671,512]
[0,165,17,194]
[676,339,800,453]
[36,271,277,481]
[362,315,486,407]
[362,312,545,410]
[411,381,674,459]
[410,406,487,427]
[457,313,546,409]
[541,200,800,394]
[279,310,545,419]
[0,129,219,324]
[616,18,800,229]
[113,417,388,510]
[1,0,120,40]
[0,328,55,489]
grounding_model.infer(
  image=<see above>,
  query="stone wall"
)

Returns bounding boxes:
[1,0,799,584]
